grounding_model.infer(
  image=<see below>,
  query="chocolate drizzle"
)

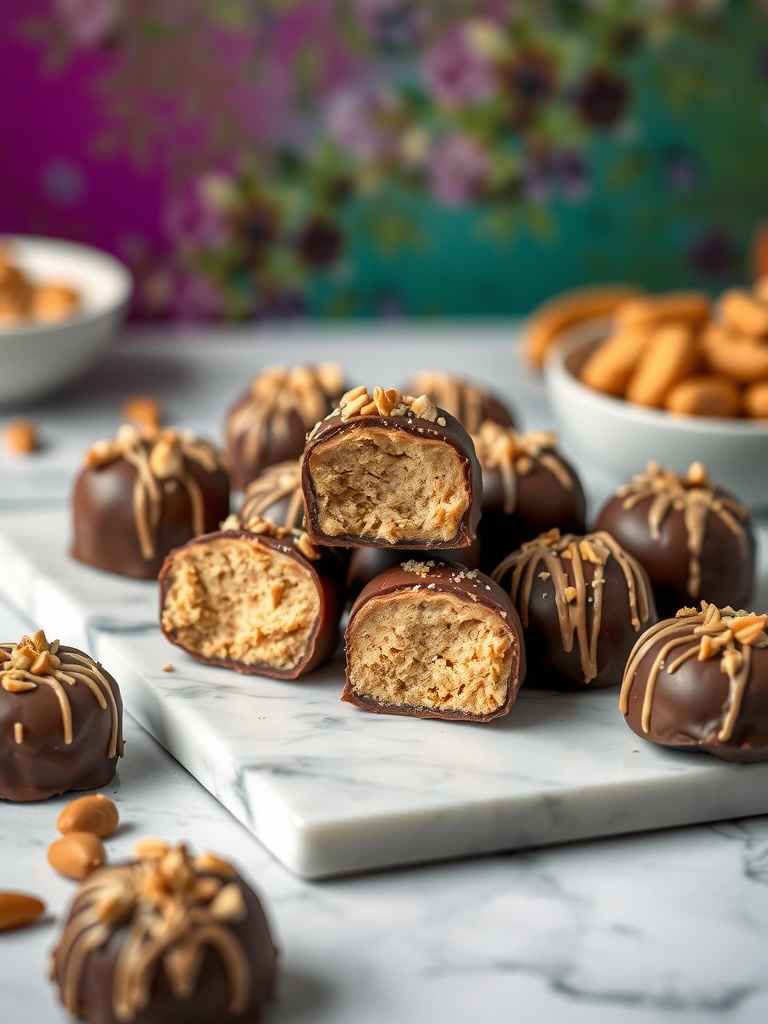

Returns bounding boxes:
[84,425,225,560]
[0,630,122,758]
[615,461,749,600]
[228,363,343,470]
[239,459,304,530]
[52,843,259,1022]
[621,603,768,742]
[492,529,651,684]
[472,422,574,515]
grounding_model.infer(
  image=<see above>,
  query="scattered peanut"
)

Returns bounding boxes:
[3,419,39,455]
[0,892,46,932]
[47,832,107,881]
[56,794,119,839]
[122,395,164,432]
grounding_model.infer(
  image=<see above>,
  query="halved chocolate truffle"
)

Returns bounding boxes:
[401,371,516,434]
[0,630,124,802]
[492,529,656,688]
[344,561,525,722]
[51,841,277,1024]
[621,603,768,763]
[71,424,230,580]
[159,516,346,679]
[239,459,305,530]
[225,363,344,490]
[303,387,481,549]
[473,422,587,574]
[593,461,756,619]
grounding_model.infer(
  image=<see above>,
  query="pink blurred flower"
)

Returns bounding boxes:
[54,0,121,50]
[325,85,403,161]
[354,0,427,49]
[173,272,225,322]
[429,134,490,207]
[422,28,496,109]
[162,182,228,252]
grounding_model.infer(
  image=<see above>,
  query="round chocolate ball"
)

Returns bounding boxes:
[346,539,481,605]
[51,842,277,1024]
[0,630,124,802]
[593,461,756,619]
[71,425,230,580]
[239,459,305,530]
[492,529,657,688]
[401,371,515,435]
[225,363,344,491]
[473,424,586,574]
[621,604,768,763]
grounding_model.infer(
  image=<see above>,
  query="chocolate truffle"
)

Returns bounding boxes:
[593,461,756,618]
[239,459,305,530]
[0,630,124,802]
[346,538,481,605]
[492,529,656,688]
[51,841,277,1024]
[344,561,526,722]
[303,387,481,549]
[621,603,768,763]
[72,425,230,581]
[401,371,516,434]
[159,515,346,679]
[472,422,587,574]
[225,363,344,490]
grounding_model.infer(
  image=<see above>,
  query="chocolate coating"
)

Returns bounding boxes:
[225,363,344,490]
[51,845,277,1024]
[401,371,515,434]
[621,605,768,763]
[593,462,756,619]
[0,633,124,802]
[72,427,230,580]
[303,393,482,549]
[346,540,481,604]
[473,425,586,574]
[159,520,346,679]
[343,561,526,722]
[493,530,657,689]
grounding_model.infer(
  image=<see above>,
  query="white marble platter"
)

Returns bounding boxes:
[1,505,767,879]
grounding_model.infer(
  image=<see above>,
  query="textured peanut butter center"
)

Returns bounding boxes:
[347,591,514,716]
[161,538,319,670]
[309,427,469,543]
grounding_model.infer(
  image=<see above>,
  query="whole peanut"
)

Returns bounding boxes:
[56,794,119,839]
[47,832,107,880]
[0,892,46,932]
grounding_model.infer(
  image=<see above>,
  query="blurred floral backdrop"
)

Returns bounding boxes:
[1,0,767,320]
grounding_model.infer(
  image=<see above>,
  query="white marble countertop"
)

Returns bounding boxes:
[2,327,768,1024]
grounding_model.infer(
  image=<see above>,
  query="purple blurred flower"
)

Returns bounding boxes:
[422,29,496,109]
[574,69,630,128]
[500,48,558,125]
[162,183,228,252]
[662,146,702,195]
[522,148,588,202]
[689,227,733,276]
[260,288,306,320]
[55,0,121,50]
[325,86,402,162]
[173,272,225,322]
[354,0,426,50]
[296,217,344,268]
[429,134,490,207]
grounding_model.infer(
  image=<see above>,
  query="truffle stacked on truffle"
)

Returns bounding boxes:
[72,424,230,580]
[621,603,768,763]
[344,561,525,722]
[472,422,586,573]
[239,458,305,530]
[493,529,656,688]
[50,841,277,1024]
[0,630,123,801]
[225,363,344,490]
[303,386,481,549]
[593,461,755,618]
[159,515,346,679]
[401,371,516,434]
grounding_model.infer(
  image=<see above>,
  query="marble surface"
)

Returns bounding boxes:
[1,506,768,879]
[2,329,768,1021]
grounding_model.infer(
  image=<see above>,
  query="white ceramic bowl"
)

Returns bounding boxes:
[544,320,768,510]
[0,236,132,406]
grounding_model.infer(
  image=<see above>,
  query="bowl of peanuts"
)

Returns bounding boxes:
[543,282,768,509]
[0,236,132,407]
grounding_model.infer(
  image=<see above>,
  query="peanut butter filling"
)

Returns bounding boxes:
[161,537,320,671]
[347,590,515,717]
[308,426,469,544]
